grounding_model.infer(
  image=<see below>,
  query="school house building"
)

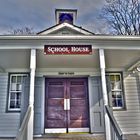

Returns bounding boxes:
[0,9,140,140]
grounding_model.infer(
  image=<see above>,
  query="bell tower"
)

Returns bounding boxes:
[55,9,77,25]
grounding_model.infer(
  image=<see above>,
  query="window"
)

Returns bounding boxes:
[107,73,125,109]
[8,74,28,111]
[59,13,73,24]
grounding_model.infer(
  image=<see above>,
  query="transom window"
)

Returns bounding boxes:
[8,74,28,111]
[107,73,125,110]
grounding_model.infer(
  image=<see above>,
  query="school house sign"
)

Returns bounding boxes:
[44,45,92,55]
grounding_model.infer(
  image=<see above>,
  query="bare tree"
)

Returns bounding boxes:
[8,27,35,35]
[101,0,140,35]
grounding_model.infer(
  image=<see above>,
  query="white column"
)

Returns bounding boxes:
[28,49,36,140]
[99,49,111,140]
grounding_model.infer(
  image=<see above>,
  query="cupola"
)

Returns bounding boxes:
[55,9,77,25]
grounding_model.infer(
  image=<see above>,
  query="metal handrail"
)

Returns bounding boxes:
[105,105,123,140]
[15,106,31,140]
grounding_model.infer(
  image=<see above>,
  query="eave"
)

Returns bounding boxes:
[0,35,140,41]
[0,35,140,50]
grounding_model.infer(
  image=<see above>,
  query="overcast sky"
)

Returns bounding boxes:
[0,0,107,34]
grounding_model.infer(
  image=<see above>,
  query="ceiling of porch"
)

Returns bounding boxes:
[36,49,100,68]
[36,49,140,70]
[0,49,30,71]
[0,49,139,72]
[105,50,140,70]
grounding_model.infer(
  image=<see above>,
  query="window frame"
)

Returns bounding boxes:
[106,72,125,110]
[7,73,28,112]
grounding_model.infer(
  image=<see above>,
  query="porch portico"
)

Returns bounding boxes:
[0,36,140,140]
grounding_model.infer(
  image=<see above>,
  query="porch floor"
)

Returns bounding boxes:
[34,133,104,140]
[33,133,140,140]
[0,134,140,140]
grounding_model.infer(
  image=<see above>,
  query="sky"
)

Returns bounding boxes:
[0,0,108,34]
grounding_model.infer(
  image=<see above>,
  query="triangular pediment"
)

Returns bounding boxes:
[37,23,94,35]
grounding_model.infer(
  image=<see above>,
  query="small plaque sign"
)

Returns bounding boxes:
[44,45,92,55]
[58,72,75,75]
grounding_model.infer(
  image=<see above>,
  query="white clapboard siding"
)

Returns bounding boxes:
[0,73,20,137]
[113,74,140,135]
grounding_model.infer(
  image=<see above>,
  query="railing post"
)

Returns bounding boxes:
[28,49,36,140]
[99,49,111,140]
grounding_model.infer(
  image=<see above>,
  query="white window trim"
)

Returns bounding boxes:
[8,73,28,111]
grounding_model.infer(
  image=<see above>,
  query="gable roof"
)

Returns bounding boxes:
[37,22,94,35]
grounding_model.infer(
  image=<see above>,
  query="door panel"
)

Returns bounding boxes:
[48,86,64,98]
[45,79,66,129]
[68,79,89,129]
[45,78,89,133]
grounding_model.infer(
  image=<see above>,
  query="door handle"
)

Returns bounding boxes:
[64,99,67,110]
[64,99,70,110]
[67,99,70,110]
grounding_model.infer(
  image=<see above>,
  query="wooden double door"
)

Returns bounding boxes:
[45,78,89,133]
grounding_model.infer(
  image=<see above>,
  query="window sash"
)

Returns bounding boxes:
[9,93,21,109]
[107,72,124,109]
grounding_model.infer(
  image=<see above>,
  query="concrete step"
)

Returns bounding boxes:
[34,134,140,140]
[34,133,105,140]
[124,134,140,140]
[0,138,14,140]
[1,134,140,140]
